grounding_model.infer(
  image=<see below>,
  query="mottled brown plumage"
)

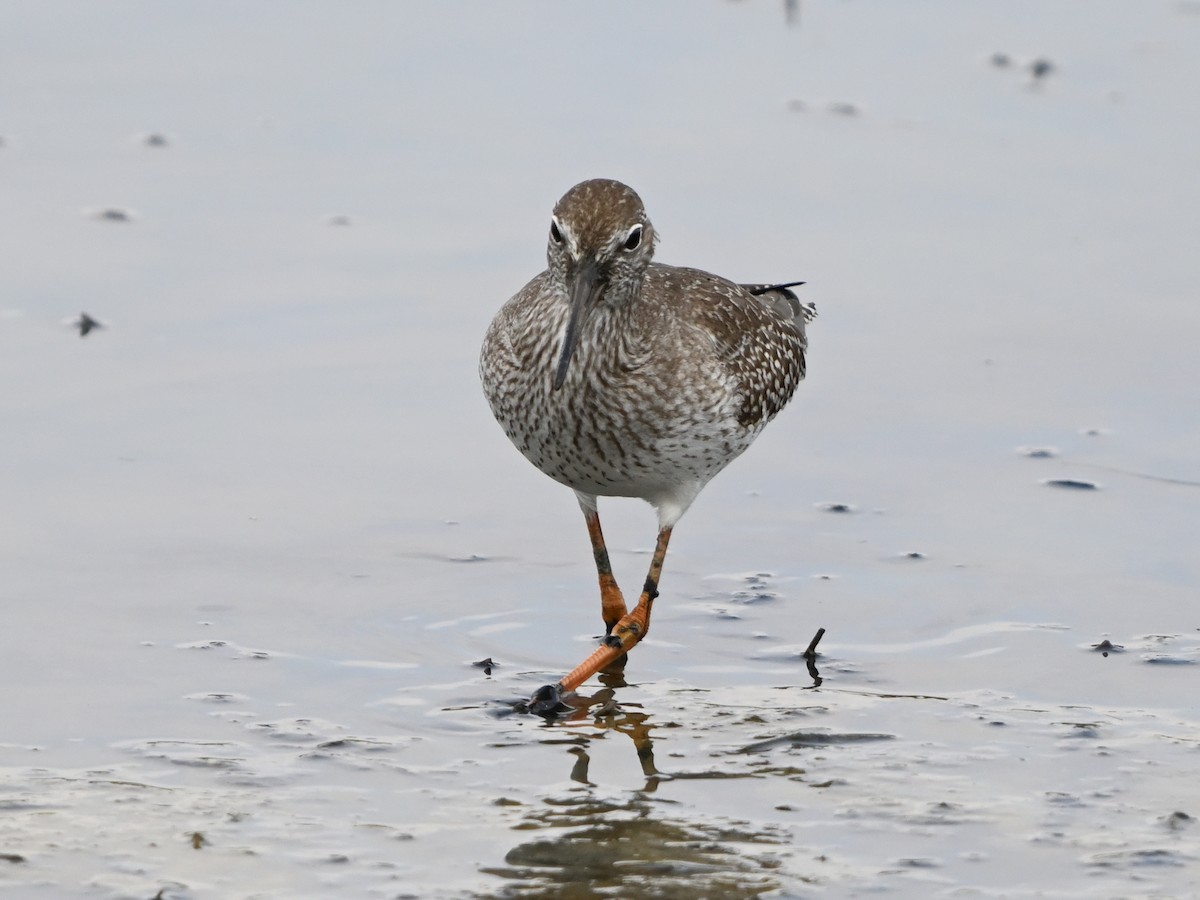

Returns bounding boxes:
[479,178,814,714]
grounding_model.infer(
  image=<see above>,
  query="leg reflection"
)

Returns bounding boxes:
[550,670,662,791]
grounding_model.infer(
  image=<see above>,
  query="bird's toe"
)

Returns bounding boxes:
[526,683,572,718]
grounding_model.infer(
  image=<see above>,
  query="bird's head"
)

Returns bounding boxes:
[545,179,657,389]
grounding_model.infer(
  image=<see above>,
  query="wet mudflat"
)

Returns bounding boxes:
[2,2,1198,897]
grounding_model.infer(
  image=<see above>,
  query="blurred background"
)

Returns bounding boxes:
[2,2,1198,897]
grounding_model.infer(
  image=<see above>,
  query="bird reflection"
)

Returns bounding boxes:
[546,667,662,790]
[531,642,824,790]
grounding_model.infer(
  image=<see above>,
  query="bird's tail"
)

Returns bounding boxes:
[745,281,817,325]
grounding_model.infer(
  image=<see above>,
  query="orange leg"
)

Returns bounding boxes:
[530,526,673,713]
[584,509,628,633]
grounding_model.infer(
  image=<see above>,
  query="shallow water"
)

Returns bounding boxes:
[3,2,1199,897]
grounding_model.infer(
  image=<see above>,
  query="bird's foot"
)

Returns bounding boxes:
[526,682,572,718]
[603,627,640,652]
[602,602,651,653]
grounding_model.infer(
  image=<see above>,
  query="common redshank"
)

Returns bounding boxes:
[480,179,813,715]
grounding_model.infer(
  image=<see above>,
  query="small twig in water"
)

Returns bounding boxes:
[803,627,826,661]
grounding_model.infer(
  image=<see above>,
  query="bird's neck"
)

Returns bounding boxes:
[576,286,654,377]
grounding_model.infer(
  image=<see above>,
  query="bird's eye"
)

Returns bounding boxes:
[623,225,643,251]
[550,220,564,244]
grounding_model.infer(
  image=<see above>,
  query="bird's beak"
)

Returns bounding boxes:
[553,259,604,390]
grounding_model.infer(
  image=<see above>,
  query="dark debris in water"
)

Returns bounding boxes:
[314,737,395,752]
[737,731,894,754]
[1042,478,1100,490]
[1030,58,1056,80]
[1163,811,1193,831]
[185,691,248,703]
[1086,848,1186,868]
[903,801,978,827]
[731,572,779,605]
[1091,639,1124,657]
[179,639,227,650]
[730,589,777,605]
[1142,654,1197,665]
[1134,633,1199,664]
[987,52,1057,85]
[1044,791,1086,807]
[71,312,103,337]
[96,207,133,222]
[894,856,941,869]
[473,657,498,675]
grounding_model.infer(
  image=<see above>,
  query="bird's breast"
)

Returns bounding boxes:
[482,302,756,499]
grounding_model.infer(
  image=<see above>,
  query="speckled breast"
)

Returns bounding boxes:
[481,300,759,502]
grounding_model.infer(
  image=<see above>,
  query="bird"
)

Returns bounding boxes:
[479,178,814,715]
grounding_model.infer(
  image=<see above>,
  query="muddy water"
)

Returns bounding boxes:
[3,2,1199,897]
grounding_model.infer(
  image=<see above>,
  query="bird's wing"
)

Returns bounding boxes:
[656,266,810,428]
